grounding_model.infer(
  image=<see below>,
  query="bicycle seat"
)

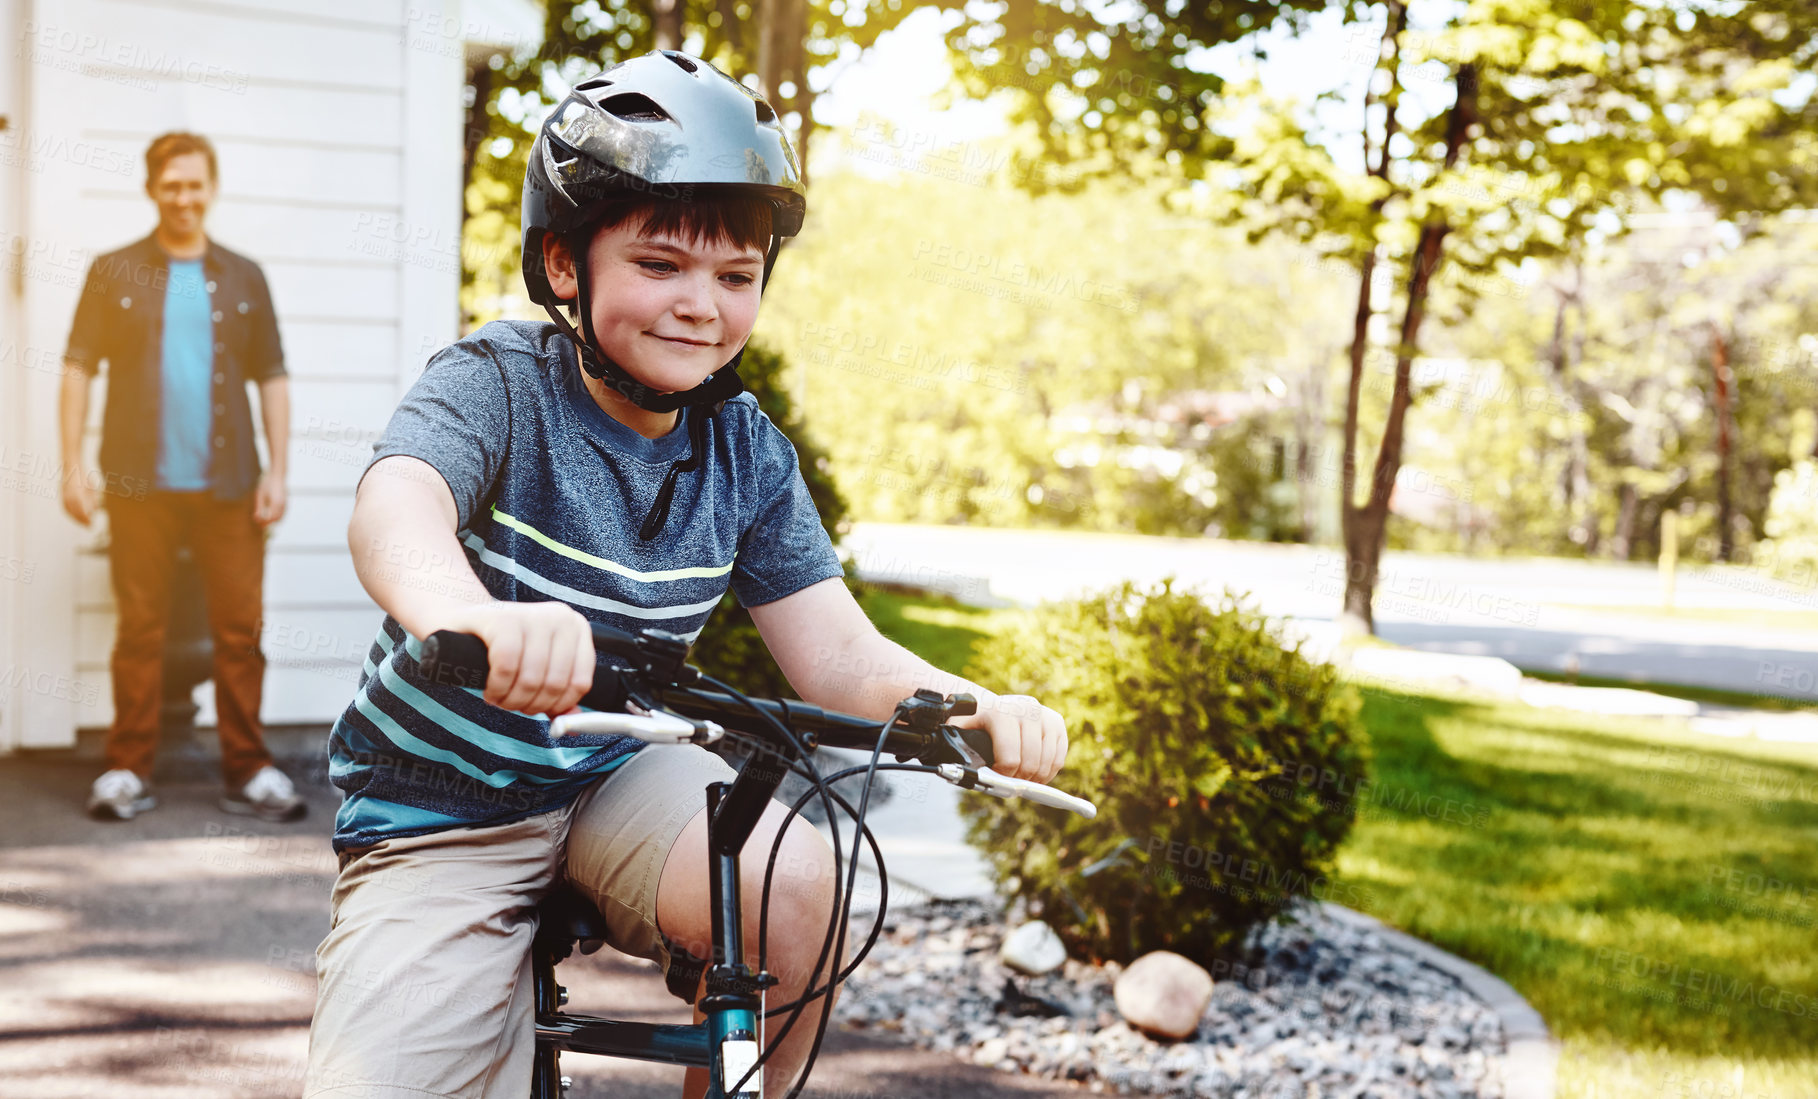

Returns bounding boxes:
[536,881,611,957]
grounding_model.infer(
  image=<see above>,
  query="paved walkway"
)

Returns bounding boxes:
[0,748,1081,1098]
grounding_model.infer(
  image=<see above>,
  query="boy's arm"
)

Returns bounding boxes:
[748,577,1068,784]
[348,454,594,716]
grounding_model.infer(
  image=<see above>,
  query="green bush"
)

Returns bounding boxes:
[959,580,1369,966]
[689,339,851,698]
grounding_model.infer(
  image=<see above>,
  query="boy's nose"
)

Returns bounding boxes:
[671,276,718,321]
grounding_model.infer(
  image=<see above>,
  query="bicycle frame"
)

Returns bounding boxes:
[530,764,787,1099]
[418,625,1025,1099]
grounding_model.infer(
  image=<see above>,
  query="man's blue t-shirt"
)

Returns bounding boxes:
[157,259,212,490]
[328,320,845,852]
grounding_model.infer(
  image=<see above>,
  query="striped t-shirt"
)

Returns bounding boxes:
[327,319,845,852]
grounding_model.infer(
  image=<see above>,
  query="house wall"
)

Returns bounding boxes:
[1,0,473,752]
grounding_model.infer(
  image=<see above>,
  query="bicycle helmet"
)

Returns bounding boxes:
[521,49,806,416]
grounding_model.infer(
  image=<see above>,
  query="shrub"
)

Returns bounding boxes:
[959,579,1369,966]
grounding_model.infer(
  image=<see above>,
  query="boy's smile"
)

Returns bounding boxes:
[543,216,765,439]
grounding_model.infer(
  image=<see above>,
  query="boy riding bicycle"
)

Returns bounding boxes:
[305,50,1068,1099]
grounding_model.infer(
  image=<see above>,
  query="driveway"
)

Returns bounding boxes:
[0,746,1079,1098]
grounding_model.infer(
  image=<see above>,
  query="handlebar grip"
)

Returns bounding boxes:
[420,629,633,714]
[958,725,995,766]
[421,630,491,691]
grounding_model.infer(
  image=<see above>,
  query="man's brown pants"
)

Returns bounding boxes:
[104,490,272,788]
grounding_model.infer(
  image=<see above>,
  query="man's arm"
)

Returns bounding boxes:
[57,366,96,525]
[254,376,290,525]
[748,577,1069,783]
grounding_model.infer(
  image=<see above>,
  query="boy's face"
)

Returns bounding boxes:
[544,214,766,395]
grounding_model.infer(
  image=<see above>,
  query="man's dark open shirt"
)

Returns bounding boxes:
[64,234,286,501]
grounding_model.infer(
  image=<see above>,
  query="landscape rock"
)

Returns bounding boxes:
[1114,950,1216,1039]
[999,919,1069,975]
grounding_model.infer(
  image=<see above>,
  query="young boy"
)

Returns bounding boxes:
[305,50,1068,1099]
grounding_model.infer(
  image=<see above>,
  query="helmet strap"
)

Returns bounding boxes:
[637,401,717,541]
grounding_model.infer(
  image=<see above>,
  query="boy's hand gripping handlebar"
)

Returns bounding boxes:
[418,625,1098,820]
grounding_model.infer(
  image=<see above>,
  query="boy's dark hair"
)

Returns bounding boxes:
[563,190,775,267]
[144,132,218,188]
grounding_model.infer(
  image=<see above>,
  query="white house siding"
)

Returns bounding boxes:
[0,0,523,752]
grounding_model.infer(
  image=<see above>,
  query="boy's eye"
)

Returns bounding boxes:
[724,273,756,287]
[637,260,676,274]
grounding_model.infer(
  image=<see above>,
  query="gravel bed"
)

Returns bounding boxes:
[833,898,1507,1098]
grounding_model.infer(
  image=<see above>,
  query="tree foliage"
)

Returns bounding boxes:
[931,0,1818,630]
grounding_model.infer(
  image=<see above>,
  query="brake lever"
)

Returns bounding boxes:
[891,690,992,767]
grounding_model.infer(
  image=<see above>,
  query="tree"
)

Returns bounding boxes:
[935,0,1818,633]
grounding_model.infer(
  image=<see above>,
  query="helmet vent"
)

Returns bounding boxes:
[662,51,699,73]
[602,93,672,122]
[575,77,614,92]
[753,98,777,123]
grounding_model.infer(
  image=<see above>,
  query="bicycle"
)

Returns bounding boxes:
[419,620,1097,1099]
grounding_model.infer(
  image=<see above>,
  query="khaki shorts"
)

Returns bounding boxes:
[304,744,738,1099]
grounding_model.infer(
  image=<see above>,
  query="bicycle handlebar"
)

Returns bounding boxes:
[418,623,1097,820]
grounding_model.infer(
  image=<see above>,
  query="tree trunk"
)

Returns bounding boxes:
[1336,0,1404,637]
[1548,272,1594,549]
[653,0,683,50]
[461,62,494,229]
[1711,322,1736,562]
[1339,249,1378,635]
[757,0,787,101]
[1611,482,1638,560]
[1343,63,1478,634]
[716,0,744,53]
[796,87,818,185]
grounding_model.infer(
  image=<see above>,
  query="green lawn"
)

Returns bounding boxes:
[862,587,1818,1099]
[1335,686,1818,1099]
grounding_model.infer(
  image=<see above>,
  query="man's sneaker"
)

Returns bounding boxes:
[222,765,308,822]
[88,769,157,821]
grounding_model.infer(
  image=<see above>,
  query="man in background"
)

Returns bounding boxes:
[59,132,304,823]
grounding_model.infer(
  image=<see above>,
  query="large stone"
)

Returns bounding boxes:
[1113,950,1214,1040]
[1000,919,1069,976]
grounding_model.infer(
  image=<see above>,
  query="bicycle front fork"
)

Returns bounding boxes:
[701,780,778,1098]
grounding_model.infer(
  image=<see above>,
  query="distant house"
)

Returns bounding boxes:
[0,0,540,754]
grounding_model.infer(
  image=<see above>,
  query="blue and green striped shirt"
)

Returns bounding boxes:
[328,320,843,851]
